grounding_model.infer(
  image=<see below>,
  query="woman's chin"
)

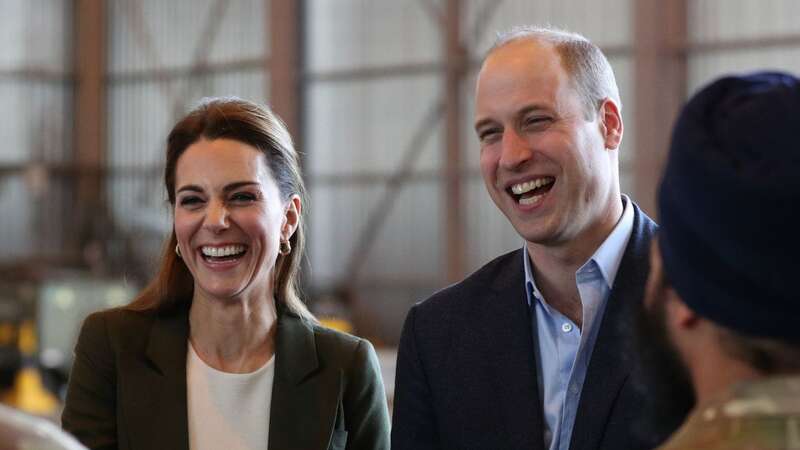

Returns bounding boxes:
[194,283,250,303]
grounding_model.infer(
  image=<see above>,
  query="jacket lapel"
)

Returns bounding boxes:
[120,307,190,450]
[459,250,544,449]
[569,204,657,450]
[268,312,341,450]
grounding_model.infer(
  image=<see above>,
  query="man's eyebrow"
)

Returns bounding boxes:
[474,117,498,133]
[517,104,550,117]
[474,104,553,133]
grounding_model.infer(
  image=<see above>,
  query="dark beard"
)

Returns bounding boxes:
[629,293,695,441]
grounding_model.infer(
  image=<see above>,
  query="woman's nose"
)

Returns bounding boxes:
[203,200,230,233]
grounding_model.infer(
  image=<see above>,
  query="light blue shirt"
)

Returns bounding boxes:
[523,196,634,450]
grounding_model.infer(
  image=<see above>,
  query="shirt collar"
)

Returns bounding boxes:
[523,195,635,303]
[585,194,634,288]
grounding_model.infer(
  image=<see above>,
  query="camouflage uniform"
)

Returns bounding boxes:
[658,376,800,450]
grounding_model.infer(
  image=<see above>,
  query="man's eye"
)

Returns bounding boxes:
[524,116,551,127]
[231,192,257,202]
[479,129,501,142]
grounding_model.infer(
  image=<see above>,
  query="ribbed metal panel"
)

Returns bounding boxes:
[690,0,800,43]
[306,0,439,72]
[688,1,800,91]
[468,0,632,54]
[307,75,442,176]
[0,0,71,262]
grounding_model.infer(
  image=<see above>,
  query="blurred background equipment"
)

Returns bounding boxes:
[0,274,134,418]
[0,403,87,450]
[0,0,799,415]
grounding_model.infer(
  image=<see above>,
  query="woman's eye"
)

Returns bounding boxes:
[179,196,203,206]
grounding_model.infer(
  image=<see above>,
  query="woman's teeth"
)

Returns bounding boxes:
[201,245,246,258]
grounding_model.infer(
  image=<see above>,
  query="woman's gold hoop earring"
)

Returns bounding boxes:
[279,240,291,256]
[175,244,182,258]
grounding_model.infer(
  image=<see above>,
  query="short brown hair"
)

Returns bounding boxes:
[128,97,314,322]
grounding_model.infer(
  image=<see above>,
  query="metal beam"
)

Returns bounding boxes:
[107,58,267,84]
[269,0,303,149]
[444,0,466,284]
[633,0,687,218]
[343,100,445,284]
[73,0,107,254]
[0,67,71,82]
[685,34,800,53]
[309,167,482,187]
[306,61,444,83]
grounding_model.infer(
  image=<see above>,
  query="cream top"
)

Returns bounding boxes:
[186,342,275,450]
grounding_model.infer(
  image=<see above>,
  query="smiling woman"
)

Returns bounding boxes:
[61,98,391,450]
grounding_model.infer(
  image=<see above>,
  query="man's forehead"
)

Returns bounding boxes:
[474,41,566,117]
[482,39,560,72]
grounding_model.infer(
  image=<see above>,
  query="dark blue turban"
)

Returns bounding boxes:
[658,71,800,339]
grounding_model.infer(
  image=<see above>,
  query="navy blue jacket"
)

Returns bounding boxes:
[392,203,672,450]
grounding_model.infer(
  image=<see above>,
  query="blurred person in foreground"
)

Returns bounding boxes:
[0,404,86,450]
[636,71,800,450]
[392,26,679,450]
[61,98,390,450]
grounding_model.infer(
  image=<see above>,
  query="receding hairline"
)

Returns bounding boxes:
[480,25,623,116]
[486,25,591,57]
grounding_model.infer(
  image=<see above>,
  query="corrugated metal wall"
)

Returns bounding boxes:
[305,1,444,341]
[0,0,72,261]
[0,0,797,344]
[688,0,800,91]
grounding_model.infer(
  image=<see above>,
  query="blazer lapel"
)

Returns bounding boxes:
[268,312,341,450]
[120,307,190,450]
[460,250,544,449]
[569,204,656,450]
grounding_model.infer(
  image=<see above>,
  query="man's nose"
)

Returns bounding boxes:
[203,200,230,233]
[499,128,531,170]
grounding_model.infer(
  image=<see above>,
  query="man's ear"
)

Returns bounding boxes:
[665,290,700,330]
[281,194,302,241]
[598,98,623,150]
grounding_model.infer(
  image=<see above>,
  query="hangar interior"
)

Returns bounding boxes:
[0,0,798,416]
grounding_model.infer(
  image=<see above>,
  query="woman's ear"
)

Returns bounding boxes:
[281,194,302,241]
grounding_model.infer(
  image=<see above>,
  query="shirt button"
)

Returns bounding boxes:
[562,323,573,333]
[570,384,580,395]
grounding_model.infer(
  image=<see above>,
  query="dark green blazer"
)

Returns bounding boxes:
[61,304,390,450]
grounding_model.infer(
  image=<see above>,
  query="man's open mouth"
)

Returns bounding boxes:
[508,176,555,205]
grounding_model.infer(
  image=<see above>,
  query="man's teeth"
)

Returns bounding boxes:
[519,194,543,206]
[511,178,554,195]
[201,245,246,257]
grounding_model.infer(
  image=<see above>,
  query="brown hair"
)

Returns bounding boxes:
[487,25,622,120]
[127,97,314,322]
